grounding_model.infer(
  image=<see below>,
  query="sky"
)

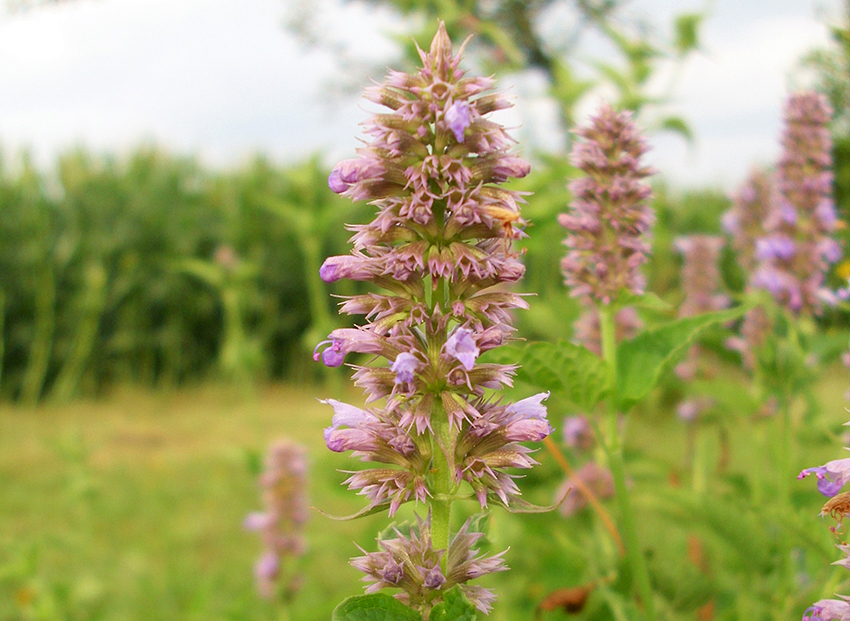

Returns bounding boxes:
[0,0,843,190]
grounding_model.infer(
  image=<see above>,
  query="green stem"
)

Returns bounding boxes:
[430,399,452,564]
[599,305,656,621]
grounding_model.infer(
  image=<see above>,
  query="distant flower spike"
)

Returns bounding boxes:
[752,92,841,315]
[559,104,655,305]
[244,440,308,600]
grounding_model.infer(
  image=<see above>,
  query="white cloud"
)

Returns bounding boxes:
[0,0,843,189]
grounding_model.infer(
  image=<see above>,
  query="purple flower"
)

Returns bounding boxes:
[445,100,471,142]
[316,21,540,613]
[445,327,479,371]
[799,458,850,497]
[246,441,308,598]
[505,391,550,420]
[803,598,850,621]
[243,512,272,531]
[723,169,773,272]
[350,513,507,613]
[421,564,446,589]
[319,254,373,283]
[562,415,594,450]
[391,352,420,384]
[557,461,615,517]
[559,104,655,305]
[751,91,841,315]
[755,235,796,261]
[328,169,349,193]
[313,338,346,367]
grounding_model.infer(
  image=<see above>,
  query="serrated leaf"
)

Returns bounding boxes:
[616,307,748,410]
[483,341,609,411]
[430,586,478,621]
[332,593,422,621]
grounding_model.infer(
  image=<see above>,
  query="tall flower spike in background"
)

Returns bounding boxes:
[751,91,841,315]
[674,235,728,387]
[558,103,655,305]
[722,169,773,274]
[559,104,658,620]
[244,440,308,602]
[315,23,550,616]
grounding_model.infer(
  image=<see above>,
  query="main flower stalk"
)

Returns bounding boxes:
[315,23,551,616]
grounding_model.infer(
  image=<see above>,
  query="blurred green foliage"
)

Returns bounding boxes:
[0,148,370,402]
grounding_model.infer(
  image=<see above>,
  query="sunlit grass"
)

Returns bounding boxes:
[0,367,846,620]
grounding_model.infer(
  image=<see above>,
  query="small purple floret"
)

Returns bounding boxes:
[314,338,346,367]
[328,169,349,193]
[243,512,271,531]
[422,564,446,589]
[319,261,340,283]
[445,100,471,142]
[799,458,850,497]
[380,559,404,584]
[391,352,420,384]
[445,327,479,371]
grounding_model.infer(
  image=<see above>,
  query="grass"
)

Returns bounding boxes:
[0,383,381,621]
[0,367,847,621]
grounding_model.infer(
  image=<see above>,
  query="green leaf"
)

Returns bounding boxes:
[674,13,702,55]
[482,341,609,411]
[430,586,478,621]
[616,306,748,410]
[332,593,422,621]
[614,290,673,312]
[315,500,392,521]
[658,116,693,143]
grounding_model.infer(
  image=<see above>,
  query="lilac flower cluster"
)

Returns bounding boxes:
[673,235,728,418]
[314,24,550,614]
[556,462,615,517]
[351,514,508,613]
[244,440,308,599]
[674,235,729,319]
[559,104,655,305]
[750,92,840,315]
[722,169,773,273]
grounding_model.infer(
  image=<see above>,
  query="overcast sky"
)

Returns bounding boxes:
[0,0,843,189]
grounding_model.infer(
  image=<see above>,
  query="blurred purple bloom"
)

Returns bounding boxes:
[445,327,479,371]
[558,104,655,304]
[803,598,850,621]
[445,100,471,142]
[391,352,420,384]
[755,235,796,261]
[562,415,594,450]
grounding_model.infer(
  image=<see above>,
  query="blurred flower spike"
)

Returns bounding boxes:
[559,104,655,305]
[245,440,308,600]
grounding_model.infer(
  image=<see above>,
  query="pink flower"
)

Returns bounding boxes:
[445,327,480,371]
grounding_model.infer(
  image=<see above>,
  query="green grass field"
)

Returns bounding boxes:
[0,383,386,621]
[1,371,846,621]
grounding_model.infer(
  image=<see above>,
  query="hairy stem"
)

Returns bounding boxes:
[599,305,656,621]
[430,399,453,564]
